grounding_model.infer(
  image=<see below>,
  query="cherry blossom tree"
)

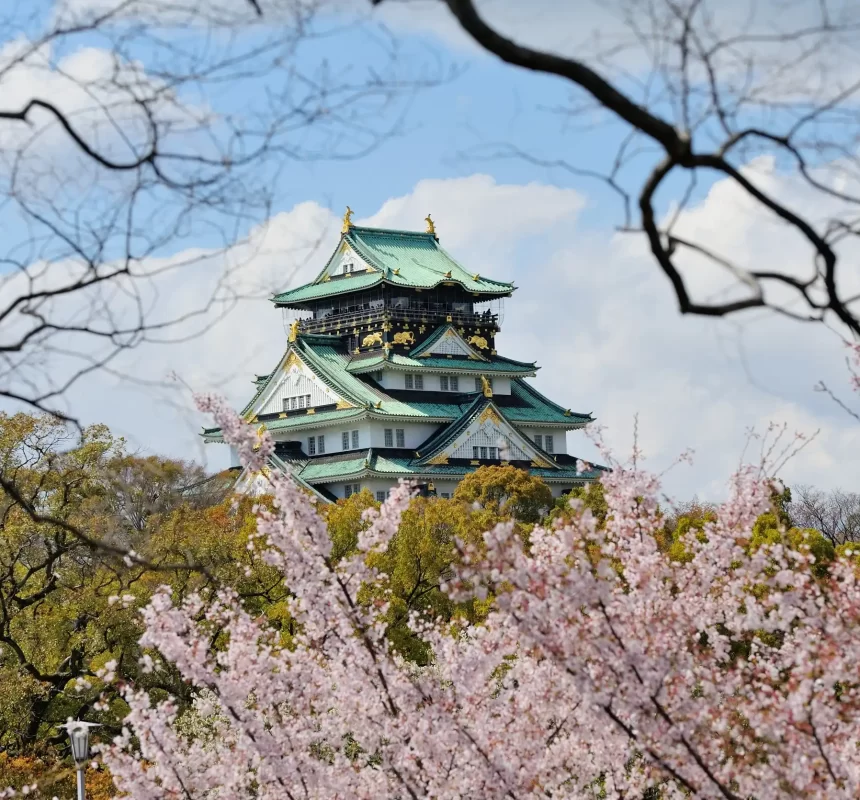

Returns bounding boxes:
[61,372,857,800]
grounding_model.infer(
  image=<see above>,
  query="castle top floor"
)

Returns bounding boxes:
[271,213,514,337]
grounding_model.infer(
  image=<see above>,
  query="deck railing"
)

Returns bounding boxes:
[299,306,498,335]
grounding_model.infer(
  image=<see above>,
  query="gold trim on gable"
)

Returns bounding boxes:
[478,406,501,425]
[426,453,449,465]
[285,352,301,371]
[335,399,354,410]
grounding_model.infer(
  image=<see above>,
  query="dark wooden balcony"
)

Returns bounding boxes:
[297,305,499,335]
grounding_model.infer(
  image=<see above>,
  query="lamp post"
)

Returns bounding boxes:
[62,721,99,800]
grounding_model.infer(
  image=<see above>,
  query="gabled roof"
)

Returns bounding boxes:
[271,226,514,307]
[292,447,605,489]
[204,331,592,442]
[414,394,562,469]
[410,324,488,360]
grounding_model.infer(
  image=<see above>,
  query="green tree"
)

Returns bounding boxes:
[0,413,279,759]
[548,481,608,528]
[454,465,553,524]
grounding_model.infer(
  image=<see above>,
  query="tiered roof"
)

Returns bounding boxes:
[208,219,601,499]
[284,448,604,487]
[203,333,592,442]
[271,226,514,307]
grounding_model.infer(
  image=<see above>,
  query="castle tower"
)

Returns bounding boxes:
[203,212,601,501]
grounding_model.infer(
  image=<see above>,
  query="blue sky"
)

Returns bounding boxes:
[2,0,859,501]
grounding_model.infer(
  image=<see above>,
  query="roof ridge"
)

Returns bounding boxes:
[415,394,488,461]
[350,225,436,239]
[415,395,563,469]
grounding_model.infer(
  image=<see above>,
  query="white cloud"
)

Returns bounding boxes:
[27,171,857,503]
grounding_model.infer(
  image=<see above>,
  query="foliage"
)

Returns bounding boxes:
[0,412,276,763]
[548,481,608,527]
[87,395,860,799]
[454,465,553,523]
[0,754,112,800]
[326,491,494,663]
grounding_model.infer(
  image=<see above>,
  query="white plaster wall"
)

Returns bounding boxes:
[428,480,459,499]
[377,368,511,395]
[326,477,464,502]
[311,422,373,454]
[519,427,569,455]
[368,421,439,450]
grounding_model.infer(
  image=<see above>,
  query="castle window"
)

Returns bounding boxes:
[308,436,316,455]
[345,483,360,498]
[440,375,448,391]
[298,396,306,409]
[396,429,405,447]
[414,375,423,390]
[384,429,393,447]
[473,446,479,459]
[545,435,553,453]
[283,398,289,412]
[534,434,543,449]
[351,430,359,449]
[290,397,297,410]
[405,374,413,389]
[405,374,424,389]
[450,376,459,391]
[318,435,325,454]
[488,446,497,459]
[441,492,450,499]
[480,446,488,459]
[376,491,386,502]
[342,431,349,450]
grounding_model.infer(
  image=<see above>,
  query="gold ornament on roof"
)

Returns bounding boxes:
[468,335,488,350]
[443,270,452,279]
[288,319,299,342]
[253,423,266,451]
[393,331,415,345]
[425,214,436,235]
[478,405,501,425]
[341,206,354,233]
[481,375,493,398]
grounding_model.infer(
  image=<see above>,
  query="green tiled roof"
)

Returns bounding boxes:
[272,271,380,304]
[300,454,369,481]
[293,447,603,486]
[202,408,366,440]
[346,352,537,376]
[505,381,591,425]
[272,226,514,307]
[415,394,564,469]
[206,333,591,443]
[414,394,485,463]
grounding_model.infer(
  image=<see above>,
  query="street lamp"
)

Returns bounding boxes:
[62,721,99,800]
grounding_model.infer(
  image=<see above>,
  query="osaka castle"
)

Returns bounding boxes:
[203,209,601,502]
